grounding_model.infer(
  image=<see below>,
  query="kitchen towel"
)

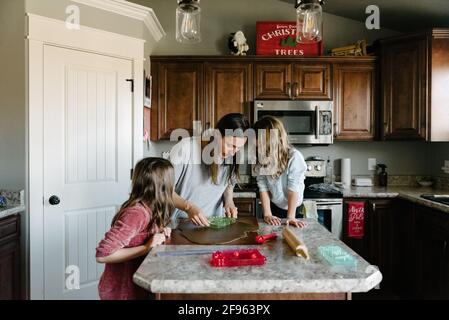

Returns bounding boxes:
[341,158,352,188]
[302,200,318,221]
[347,201,365,238]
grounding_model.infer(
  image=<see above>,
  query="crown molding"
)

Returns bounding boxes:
[71,0,166,42]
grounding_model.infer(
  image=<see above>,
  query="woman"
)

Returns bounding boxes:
[253,116,307,228]
[169,113,250,227]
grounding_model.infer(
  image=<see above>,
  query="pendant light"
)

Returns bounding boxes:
[176,0,201,44]
[295,0,324,43]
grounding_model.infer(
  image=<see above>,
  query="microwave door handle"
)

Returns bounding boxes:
[315,105,319,139]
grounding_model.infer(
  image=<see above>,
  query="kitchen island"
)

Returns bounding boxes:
[133,220,382,300]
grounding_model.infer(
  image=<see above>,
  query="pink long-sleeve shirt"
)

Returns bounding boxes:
[96,203,160,300]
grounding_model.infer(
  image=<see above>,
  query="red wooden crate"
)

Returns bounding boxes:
[256,21,323,56]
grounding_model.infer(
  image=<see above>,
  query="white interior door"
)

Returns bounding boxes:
[43,45,133,299]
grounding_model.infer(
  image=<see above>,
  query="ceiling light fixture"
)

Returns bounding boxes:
[295,0,324,44]
[176,0,201,44]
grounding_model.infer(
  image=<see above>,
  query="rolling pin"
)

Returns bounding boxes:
[282,227,310,260]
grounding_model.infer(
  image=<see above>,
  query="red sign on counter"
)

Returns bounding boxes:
[347,201,365,238]
[256,21,324,56]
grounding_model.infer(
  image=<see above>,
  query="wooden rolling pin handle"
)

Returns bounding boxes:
[283,227,310,260]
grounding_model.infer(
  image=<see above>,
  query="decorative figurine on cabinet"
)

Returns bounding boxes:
[228,31,249,56]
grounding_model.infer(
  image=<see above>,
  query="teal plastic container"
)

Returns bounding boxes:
[318,245,357,268]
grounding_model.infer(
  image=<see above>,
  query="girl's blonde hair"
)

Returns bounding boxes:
[253,116,292,179]
[111,157,175,228]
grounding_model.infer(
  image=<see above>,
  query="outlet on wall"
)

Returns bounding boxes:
[368,158,377,171]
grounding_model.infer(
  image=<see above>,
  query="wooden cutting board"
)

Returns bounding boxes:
[177,218,259,245]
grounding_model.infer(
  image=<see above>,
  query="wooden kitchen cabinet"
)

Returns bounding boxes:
[255,62,331,100]
[151,62,204,140]
[205,62,253,126]
[343,199,395,290]
[379,29,449,141]
[414,204,449,299]
[333,62,376,141]
[0,214,21,300]
[234,198,256,217]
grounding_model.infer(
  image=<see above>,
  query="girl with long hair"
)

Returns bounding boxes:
[96,157,174,300]
[253,116,307,228]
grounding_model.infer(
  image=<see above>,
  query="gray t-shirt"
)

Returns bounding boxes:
[169,137,233,224]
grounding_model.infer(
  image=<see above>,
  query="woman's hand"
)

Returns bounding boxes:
[264,215,282,226]
[187,205,210,227]
[286,218,307,228]
[144,233,167,252]
[224,203,238,218]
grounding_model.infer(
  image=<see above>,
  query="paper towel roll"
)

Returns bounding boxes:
[341,158,351,187]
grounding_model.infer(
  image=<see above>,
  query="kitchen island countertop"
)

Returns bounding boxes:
[133,220,382,297]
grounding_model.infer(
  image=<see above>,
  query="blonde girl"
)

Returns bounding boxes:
[253,116,307,228]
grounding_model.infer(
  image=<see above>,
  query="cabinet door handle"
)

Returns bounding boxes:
[293,82,299,98]
[383,122,389,135]
[286,82,292,99]
[372,202,376,212]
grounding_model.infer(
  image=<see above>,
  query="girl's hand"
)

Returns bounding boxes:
[264,215,282,226]
[162,227,172,238]
[145,233,167,252]
[224,203,238,218]
[187,205,210,227]
[286,218,307,228]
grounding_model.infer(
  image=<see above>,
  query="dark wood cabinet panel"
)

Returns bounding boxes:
[234,198,256,217]
[255,63,291,99]
[333,63,376,141]
[366,199,395,290]
[205,62,253,126]
[151,62,204,140]
[380,35,428,140]
[0,214,21,300]
[292,63,332,100]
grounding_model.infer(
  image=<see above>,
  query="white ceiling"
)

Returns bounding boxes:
[280,0,449,32]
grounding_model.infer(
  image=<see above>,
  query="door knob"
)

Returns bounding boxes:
[49,195,61,206]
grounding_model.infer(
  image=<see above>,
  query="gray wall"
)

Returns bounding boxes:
[430,143,449,178]
[133,0,401,55]
[0,0,26,190]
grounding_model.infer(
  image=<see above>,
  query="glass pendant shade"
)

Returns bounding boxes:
[176,0,201,44]
[296,1,323,43]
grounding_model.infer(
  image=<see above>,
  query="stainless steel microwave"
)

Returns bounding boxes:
[254,100,333,145]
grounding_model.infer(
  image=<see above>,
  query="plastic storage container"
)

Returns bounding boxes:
[208,217,236,229]
[209,249,266,267]
[318,245,357,268]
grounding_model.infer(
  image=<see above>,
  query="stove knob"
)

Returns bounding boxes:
[315,165,322,171]
[307,165,313,171]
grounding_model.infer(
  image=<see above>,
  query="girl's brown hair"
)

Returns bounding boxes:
[111,157,175,228]
[253,116,292,179]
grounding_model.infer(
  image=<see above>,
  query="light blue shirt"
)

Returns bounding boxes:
[256,149,307,210]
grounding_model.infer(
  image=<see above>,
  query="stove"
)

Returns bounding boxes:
[421,194,449,206]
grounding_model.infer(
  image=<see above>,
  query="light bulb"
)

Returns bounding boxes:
[176,2,201,44]
[296,2,322,43]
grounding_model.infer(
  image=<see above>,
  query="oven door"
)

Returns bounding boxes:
[314,199,343,239]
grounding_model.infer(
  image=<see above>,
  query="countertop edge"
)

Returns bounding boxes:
[0,205,26,220]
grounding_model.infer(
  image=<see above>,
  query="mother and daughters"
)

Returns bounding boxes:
[95,113,307,299]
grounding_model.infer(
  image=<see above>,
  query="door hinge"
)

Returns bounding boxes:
[126,79,134,92]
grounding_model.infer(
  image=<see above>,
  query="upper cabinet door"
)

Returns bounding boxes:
[292,63,332,100]
[205,62,253,127]
[381,37,428,140]
[334,62,376,141]
[255,63,292,99]
[151,62,204,140]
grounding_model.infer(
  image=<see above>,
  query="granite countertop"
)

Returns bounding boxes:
[0,190,25,220]
[343,186,449,213]
[133,220,382,294]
